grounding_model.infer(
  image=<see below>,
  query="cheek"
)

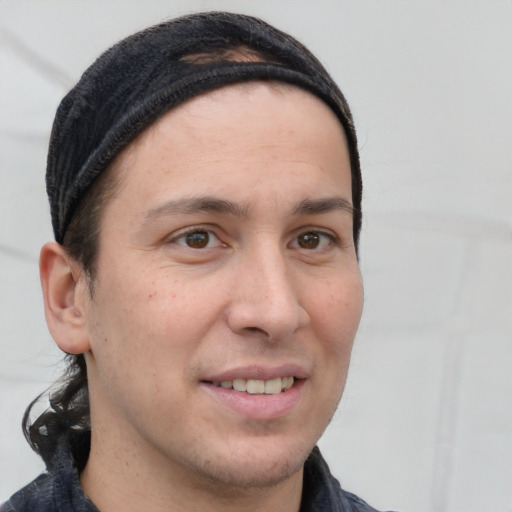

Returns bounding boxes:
[306,269,363,385]
[88,266,226,366]
[308,270,363,340]
[84,278,192,418]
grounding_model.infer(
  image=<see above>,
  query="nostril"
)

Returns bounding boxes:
[246,326,269,336]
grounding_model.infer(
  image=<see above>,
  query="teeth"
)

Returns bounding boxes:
[281,376,294,390]
[246,379,265,394]
[264,378,282,395]
[214,377,295,394]
[233,379,247,392]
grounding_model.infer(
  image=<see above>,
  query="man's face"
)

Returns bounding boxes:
[81,83,363,489]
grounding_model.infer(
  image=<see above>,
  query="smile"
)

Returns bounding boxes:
[207,377,295,395]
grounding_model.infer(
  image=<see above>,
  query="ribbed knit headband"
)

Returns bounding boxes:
[46,11,362,246]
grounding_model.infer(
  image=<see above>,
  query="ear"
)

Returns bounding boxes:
[39,242,92,354]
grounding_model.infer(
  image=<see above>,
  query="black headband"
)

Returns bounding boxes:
[46,12,361,245]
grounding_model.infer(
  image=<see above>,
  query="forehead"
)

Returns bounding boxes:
[106,82,350,212]
[115,82,346,168]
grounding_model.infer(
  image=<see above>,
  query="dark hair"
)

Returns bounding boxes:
[24,11,362,470]
[23,167,120,470]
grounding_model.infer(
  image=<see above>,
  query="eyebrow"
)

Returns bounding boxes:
[141,195,354,225]
[142,197,250,224]
[292,197,355,216]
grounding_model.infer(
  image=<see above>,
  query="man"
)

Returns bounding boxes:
[2,11,390,512]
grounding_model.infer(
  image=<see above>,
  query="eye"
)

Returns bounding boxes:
[292,231,335,250]
[173,229,224,249]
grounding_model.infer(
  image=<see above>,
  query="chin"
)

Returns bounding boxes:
[189,439,311,490]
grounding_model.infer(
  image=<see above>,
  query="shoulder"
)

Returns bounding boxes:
[1,473,55,512]
[1,432,99,512]
[1,469,98,512]
[1,441,98,512]
[302,447,397,512]
[341,490,388,512]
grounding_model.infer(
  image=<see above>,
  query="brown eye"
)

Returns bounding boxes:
[297,232,320,249]
[292,231,335,251]
[185,231,210,248]
[172,228,224,250]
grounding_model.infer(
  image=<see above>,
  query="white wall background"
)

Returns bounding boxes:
[1,1,511,511]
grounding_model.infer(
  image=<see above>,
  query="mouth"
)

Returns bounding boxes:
[205,377,295,395]
[201,369,306,419]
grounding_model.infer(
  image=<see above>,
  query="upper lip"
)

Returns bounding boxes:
[203,363,309,382]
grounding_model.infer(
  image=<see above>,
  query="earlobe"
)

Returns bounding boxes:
[39,242,92,354]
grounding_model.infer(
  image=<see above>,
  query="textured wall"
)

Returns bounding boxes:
[1,2,511,511]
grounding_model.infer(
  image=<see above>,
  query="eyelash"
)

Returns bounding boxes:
[291,230,339,250]
[167,226,339,251]
[167,226,224,249]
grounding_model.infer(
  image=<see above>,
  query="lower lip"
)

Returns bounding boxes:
[201,380,306,421]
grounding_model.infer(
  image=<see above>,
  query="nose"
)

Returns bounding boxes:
[226,246,309,341]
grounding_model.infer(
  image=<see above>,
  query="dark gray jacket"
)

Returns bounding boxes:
[1,440,384,512]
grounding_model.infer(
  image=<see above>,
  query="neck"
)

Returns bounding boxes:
[80,427,304,512]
